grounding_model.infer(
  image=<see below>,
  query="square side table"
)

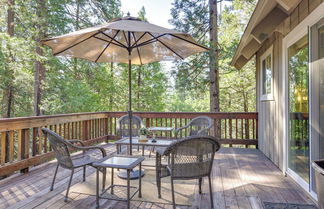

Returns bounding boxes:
[93,156,145,209]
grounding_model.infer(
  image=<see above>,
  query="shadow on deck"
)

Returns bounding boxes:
[0,144,315,209]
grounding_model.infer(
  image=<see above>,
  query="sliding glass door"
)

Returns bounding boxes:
[310,18,324,194]
[288,35,310,183]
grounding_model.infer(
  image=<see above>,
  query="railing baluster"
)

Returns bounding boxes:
[18,129,29,173]
[1,132,6,165]
[229,119,233,147]
[236,118,238,140]
[224,119,227,140]
[32,128,37,156]
[9,130,14,162]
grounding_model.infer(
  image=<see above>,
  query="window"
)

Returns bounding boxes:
[260,46,273,100]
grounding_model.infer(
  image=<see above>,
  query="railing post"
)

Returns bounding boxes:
[18,128,29,173]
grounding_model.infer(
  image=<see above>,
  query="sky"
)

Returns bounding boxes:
[120,0,174,29]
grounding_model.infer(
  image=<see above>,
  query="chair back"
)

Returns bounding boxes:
[116,115,144,137]
[166,136,220,179]
[42,128,73,169]
[187,116,213,136]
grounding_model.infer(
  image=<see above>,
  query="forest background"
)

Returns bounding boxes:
[0,0,257,118]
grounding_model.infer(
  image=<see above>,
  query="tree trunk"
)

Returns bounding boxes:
[73,0,80,76]
[34,0,47,116]
[109,62,114,109]
[209,0,220,137]
[2,0,15,119]
[1,0,15,166]
[209,0,219,113]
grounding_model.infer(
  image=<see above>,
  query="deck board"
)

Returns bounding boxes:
[0,144,317,209]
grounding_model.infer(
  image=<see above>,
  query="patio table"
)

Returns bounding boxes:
[115,137,173,156]
[93,155,145,209]
[148,127,174,139]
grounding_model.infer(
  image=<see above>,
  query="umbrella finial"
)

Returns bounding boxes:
[127,12,130,16]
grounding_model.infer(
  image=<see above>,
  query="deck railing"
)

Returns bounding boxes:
[0,111,257,176]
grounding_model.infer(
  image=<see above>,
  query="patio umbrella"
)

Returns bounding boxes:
[42,15,208,157]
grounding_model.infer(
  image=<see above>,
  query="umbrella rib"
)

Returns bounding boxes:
[100,31,128,48]
[168,34,210,50]
[122,31,129,47]
[133,39,157,48]
[147,32,184,60]
[95,30,120,63]
[132,33,165,49]
[53,32,100,56]
[93,36,125,48]
[131,32,147,48]
[132,32,143,65]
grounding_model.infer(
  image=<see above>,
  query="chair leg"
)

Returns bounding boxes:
[199,177,202,194]
[83,166,86,182]
[102,168,106,191]
[50,163,59,191]
[171,178,176,209]
[208,175,214,209]
[65,169,74,202]
[156,155,162,198]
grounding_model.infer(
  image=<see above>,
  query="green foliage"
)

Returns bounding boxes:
[0,1,171,117]
[0,0,258,117]
[169,0,257,112]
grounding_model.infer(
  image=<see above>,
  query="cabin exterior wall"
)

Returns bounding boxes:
[256,0,324,173]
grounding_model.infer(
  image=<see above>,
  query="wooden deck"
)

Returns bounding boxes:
[0,144,316,209]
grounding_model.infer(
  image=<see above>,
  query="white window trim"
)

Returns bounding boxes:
[260,45,273,101]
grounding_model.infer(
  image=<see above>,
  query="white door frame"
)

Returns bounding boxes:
[282,2,324,200]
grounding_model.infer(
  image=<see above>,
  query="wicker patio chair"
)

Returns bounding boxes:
[175,116,213,137]
[117,114,144,153]
[41,128,107,202]
[117,114,144,137]
[156,136,220,209]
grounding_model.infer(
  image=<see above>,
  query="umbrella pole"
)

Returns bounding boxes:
[117,43,145,179]
[128,50,132,156]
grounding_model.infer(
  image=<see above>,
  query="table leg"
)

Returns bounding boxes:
[96,168,100,208]
[138,163,142,198]
[142,145,144,156]
[127,169,130,209]
[116,144,119,154]
[111,168,114,194]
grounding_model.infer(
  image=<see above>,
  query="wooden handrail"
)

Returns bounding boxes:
[0,111,258,176]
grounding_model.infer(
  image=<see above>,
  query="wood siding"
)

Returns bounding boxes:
[256,32,284,170]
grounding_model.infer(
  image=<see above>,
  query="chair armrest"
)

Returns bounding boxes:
[68,143,107,157]
[156,147,168,156]
[68,139,85,146]
[174,126,186,136]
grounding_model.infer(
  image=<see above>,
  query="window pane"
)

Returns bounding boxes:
[262,54,272,95]
[320,26,324,59]
[288,35,309,183]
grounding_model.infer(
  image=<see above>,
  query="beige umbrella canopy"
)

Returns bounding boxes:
[42,16,208,64]
[42,15,208,160]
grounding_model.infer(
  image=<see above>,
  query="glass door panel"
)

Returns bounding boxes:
[288,35,309,183]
